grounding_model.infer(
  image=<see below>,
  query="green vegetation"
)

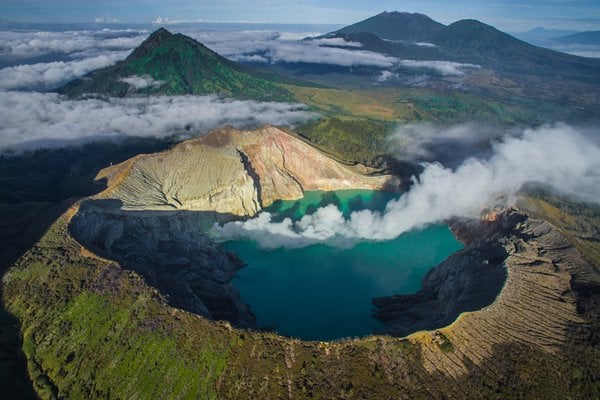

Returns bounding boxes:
[0,138,177,398]
[59,29,294,102]
[297,117,393,164]
[5,216,232,399]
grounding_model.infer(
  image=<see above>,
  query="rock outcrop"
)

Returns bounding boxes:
[97,125,399,217]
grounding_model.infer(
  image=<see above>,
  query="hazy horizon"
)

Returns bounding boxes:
[1,1,599,32]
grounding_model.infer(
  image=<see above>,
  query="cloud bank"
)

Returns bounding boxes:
[0,27,398,93]
[0,30,145,59]
[0,28,482,92]
[185,29,396,67]
[546,44,600,59]
[213,124,600,249]
[0,92,316,152]
[262,41,397,67]
[0,52,129,91]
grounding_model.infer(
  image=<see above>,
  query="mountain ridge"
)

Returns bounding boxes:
[325,12,600,82]
[552,30,600,45]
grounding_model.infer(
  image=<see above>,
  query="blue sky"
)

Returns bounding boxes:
[1,0,599,31]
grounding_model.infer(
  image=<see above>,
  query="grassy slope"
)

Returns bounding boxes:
[124,34,295,102]
[0,139,178,398]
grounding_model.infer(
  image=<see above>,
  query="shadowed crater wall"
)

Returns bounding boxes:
[70,199,256,328]
[373,240,508,337]
[373,213,523,337]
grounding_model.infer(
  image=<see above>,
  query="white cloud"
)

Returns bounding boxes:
[398,60,481,76]
[183,29,396,67]
[152,16,205,24]
[0,92,316,152]
[277,32,322,41]
[388,123,512,165]
[0,30,145,59]
[264,41,397,67]
[414,42,437,48]
[311,37,362,47]
[0,52,129,91]
[230,54,270,63]
[377,70,399,82]
[213,124,600,248]
[184,28,478,72]
[119,75,165,89]
[94,16,122,23]
[545,44,600,59]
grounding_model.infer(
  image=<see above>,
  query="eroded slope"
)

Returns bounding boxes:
[99,125,398,216]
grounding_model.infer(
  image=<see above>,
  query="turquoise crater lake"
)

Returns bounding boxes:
[224,190,464,341]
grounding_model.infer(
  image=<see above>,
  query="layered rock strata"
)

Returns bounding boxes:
[97,125,399,216]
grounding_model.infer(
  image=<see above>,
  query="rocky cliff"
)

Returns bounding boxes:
[97,125,399,217]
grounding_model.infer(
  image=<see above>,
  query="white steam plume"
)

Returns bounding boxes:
[213,124,600,249]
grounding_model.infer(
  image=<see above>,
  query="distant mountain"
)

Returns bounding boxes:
[325,13,600,83]
[514,27,580,44]
[552,30,600,45]
[432,20,600,79]
[332,11,445,42]
[58,28,294,102]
